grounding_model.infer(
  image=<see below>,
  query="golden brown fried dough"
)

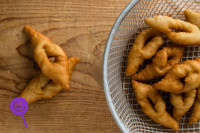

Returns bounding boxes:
[43,57,79,98]
[189,87,200,124]
[184,9,200,29]
[24,25,71,90]
[132,45,184,81]
[170,89,196,121]
[153,58,200,94]
[132,80,179,130]
[145,15,200,45]
[20,57,80,104]
[126,28,164,76]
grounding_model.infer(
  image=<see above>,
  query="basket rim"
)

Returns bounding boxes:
[102,0,139,133]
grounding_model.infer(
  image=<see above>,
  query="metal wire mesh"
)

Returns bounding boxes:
[104,0,200,132]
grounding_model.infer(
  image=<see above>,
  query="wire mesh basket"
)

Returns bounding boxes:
[103,0,200,132]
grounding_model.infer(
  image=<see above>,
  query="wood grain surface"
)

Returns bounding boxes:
[0,0,131,132]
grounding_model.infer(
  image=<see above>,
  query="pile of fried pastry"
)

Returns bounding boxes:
[19,25,80,104]
[126,9,200,130]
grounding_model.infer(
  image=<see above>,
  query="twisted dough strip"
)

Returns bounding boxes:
[153,58,200,94]
[24,25,70,90]
[132,45,184,81]
[170,89,196,121]
[126,28,164,76]
[132,80,179,130]
[145,15,200,45]
[184,9,200,29]
[20,57,79,104]
[189,86,200,124]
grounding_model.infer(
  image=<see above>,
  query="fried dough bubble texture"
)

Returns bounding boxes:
[24,25,73,90]
[126,28,164,76]
[189,87,200,124]
[170,89,196,121]
[184,9,200,29]
[132,45,185,81]
[20,57,79,104]
[145,15,200,45]
[153,58,200,94]
[132,80,179,130]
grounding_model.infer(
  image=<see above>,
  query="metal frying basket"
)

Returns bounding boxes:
[103,0,200,132]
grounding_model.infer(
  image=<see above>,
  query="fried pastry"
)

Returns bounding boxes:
[184,9,200,29]
[189,87,200,124]
[126,28,164,76]
[24,25,70,90]
[20,57,80,104]
[145,15,200,45]
[132,80,179,130]
[132,45,184,81]
[170,89,196,121]
[153,57,200,94]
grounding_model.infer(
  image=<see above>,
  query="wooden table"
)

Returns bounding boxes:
[0,0,130,132]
